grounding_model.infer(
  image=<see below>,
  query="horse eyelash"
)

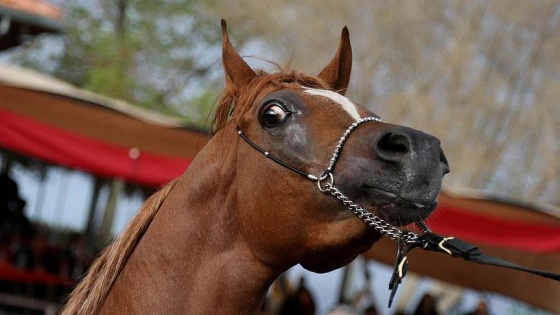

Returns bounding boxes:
[262,100,292,115]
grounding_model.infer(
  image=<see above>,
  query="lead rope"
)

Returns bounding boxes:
[237,116,560,309]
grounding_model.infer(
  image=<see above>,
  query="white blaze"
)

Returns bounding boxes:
[304,88,361,121]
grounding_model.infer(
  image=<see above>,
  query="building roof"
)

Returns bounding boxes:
[0,0,64,50]
[0,64,209,186]
[0,0,62,20]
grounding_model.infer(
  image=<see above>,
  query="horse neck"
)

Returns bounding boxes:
[101,124,280,314]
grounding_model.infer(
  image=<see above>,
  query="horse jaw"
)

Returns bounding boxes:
[299,221,382,273]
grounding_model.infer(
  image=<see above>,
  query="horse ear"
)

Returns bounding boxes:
[318,27,352,95]
[221,19,257,96]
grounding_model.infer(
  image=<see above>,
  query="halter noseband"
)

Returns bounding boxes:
[237,116,414,243]
[236,116,560,307]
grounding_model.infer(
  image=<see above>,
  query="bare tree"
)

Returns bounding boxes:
[204,0,560,208]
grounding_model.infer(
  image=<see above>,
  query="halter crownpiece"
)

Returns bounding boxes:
[237,116,560,308]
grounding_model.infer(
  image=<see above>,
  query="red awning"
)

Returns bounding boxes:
[429,202,560,253]
[0,108,193,186]
[0,65,209,186]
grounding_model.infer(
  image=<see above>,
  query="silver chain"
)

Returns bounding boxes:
[326,116,383,173]
[322,183,419,244]
[317,116,420,244]
[239,114,422,244]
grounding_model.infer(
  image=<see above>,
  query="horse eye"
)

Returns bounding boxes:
[263,104,289,127]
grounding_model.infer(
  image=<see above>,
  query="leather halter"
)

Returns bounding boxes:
[236,116,560,307]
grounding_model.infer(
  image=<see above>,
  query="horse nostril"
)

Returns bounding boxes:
[375,131,411,162]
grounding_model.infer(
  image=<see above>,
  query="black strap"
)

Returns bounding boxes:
[388,234,413,307]
[236,127,316,180]
[417,232,560,280]
[387,231,560,307]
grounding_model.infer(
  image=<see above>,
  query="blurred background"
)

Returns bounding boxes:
[0,0,559,314]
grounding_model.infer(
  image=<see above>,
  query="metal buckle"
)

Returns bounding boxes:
[438,236,455,255]
[397,256,408,278]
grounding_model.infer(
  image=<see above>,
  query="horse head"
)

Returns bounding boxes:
[62,21,560,315]
[217,20,449,273]
[61,20,451,315]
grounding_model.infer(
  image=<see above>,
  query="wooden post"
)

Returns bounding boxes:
[337,259,356,304]
[99,178,124,246]
[84,177,103,239]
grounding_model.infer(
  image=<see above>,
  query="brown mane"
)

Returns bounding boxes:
[212,70,332,133]
[60,180,178,315]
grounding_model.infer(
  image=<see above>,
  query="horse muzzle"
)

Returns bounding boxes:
[374,125,450,200]
[339,124,449,225]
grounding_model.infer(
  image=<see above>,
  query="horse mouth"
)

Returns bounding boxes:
[361,185,437,226]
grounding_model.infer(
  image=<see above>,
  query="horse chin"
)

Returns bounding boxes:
[367,198,438,227]
[358,186,439,226]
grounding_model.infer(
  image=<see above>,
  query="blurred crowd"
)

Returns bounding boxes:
[402,293,489,315]
[0,162,95,281]
[260,279,490,315]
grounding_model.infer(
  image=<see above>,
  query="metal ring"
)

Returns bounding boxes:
[317,172,334,192]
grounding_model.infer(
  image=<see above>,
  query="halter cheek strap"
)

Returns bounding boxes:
[237,128,317,180]
[236,117,560,308]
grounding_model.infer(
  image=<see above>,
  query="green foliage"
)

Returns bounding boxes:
[7,0,223,130]
[182,88,220,129]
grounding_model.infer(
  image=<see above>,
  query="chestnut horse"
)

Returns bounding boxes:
[61,20,449,314]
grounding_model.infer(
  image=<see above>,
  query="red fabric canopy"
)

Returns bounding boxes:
[0,108,191,186]
[0,263,74,287]
[429,203,560,253]
[0,66,209,187]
